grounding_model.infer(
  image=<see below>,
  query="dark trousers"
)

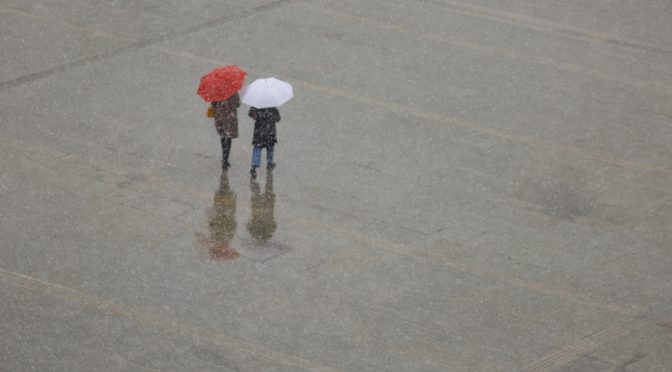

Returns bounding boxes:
[221,137,232,163]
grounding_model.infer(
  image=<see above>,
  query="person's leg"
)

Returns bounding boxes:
[266,144,275,168]
[221,137,232,167]
[251,145,262,168]
[251,145,262,177]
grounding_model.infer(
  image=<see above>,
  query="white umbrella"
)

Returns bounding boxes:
[241,78,293,108]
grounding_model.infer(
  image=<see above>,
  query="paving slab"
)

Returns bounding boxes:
[2,0,672,371]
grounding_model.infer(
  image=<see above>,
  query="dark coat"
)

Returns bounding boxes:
[212,93,240,139]
[249,107,280,147]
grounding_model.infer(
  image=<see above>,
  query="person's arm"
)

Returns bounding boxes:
[248,107,257,120]
[233,93,240,108]
[274,108,281,122]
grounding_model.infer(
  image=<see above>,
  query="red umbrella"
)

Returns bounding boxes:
[197,65,246,102]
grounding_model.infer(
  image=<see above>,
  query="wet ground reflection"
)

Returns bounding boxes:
[247,170,277,245]
[197,169,287,262]
[243,169,289,262]
[202,171,240,261]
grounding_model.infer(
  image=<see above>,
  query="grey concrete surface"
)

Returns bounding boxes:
[1,0,672,371]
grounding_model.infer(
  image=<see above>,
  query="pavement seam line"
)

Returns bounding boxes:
[0,0,297,90]
[5,3,672,179]
[8,1,672,99]
[415,0,672,57]
[3,130,662,299]
[295,218,635,317]
[4,107,658,252]
[310,5,672,97]
[299,80,672,178]
[520,315,649,372]
[0,267,345,372]
[151,45,672,180]
[0,6,137,43]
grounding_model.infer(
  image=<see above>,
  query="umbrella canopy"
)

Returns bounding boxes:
[241,78,293,108]
[197,65,246,102]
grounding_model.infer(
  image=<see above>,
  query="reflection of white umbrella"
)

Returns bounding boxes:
[241,78,293,108]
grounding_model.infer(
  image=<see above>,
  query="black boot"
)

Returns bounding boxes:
[221,137,232,169]
[250,167,257,178]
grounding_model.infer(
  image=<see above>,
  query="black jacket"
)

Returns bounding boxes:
[249,107,280,147]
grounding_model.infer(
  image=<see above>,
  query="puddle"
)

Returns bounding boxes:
[247,170,277,245]
[516,166,594,220]
[199,171,239,261]
[240,239,290,262]
[197,169,288,262]
[241,170,289,262]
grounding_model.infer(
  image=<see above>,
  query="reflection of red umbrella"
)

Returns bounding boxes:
[197,65,246,102]
[207,241,240,261]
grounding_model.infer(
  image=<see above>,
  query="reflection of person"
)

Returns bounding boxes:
[246,170,277,245]
[209,92,240,170]
[248,107,280,178]
[206,171,239,260]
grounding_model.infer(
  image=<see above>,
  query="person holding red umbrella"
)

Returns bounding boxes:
[209,93,240,170]
[198,65,246,170]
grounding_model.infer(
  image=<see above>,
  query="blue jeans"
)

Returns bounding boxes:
[251,144,274,168]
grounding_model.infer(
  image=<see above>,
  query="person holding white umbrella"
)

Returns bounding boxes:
[247,106,280,178]
[241,78,293,178]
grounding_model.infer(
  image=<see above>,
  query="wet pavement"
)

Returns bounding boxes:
[2,1,672,371]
